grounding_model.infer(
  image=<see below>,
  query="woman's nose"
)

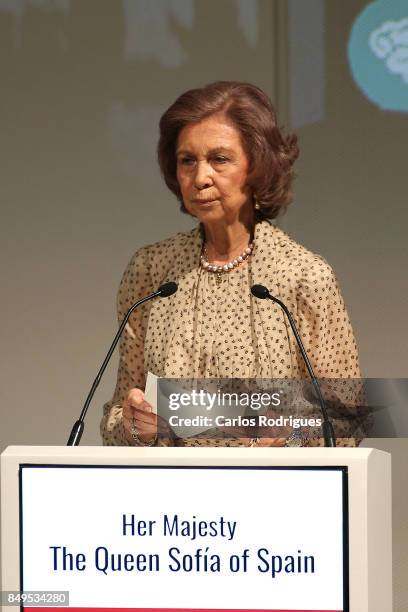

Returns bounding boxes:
[194,160,213,189]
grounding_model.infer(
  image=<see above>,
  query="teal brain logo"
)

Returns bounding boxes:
[348,0,408,112]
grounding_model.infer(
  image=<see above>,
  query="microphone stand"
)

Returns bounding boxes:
[67,282,177,446]
[251,284,336,447]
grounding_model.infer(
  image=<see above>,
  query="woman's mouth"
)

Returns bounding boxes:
[193,198,219,205]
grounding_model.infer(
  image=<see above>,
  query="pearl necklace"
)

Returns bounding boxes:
[200,242,254,285]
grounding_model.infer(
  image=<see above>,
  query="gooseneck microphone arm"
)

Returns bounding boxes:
[67,282,178,446]
[251,284,336,447]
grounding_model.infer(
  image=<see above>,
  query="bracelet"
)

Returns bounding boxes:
[131,417,158,447]
[285,427,308,447]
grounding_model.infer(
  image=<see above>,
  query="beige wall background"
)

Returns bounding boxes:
[0,0,283,448]
[0,0,406,608]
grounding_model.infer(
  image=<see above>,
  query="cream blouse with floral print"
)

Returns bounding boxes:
[100,220,362,447]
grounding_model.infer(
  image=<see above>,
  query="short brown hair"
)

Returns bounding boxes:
[157,81,299,218]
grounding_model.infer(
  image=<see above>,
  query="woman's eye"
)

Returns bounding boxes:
[179,157,195,166]
[213,156,228,163]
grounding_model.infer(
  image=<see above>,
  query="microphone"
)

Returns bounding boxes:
[67,281,178,446]
[158,281,178,297]
[251,284,336,447]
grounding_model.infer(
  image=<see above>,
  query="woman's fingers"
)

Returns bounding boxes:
[124,388,152,411]
[130,406,156,423]
[123,389,152,419]
[122,387,157,443]
[156,413,176,437]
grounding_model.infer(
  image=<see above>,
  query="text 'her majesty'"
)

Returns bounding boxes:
[122,514,237,541]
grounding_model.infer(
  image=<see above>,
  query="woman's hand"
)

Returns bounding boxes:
[122,388,174,445]
[123,388,157,445]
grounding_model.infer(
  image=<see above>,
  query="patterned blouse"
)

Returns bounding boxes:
[100,220,362,447]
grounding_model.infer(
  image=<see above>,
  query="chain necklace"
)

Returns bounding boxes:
[200,241,254,286]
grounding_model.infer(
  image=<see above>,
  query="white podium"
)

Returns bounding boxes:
[1,446,391,612]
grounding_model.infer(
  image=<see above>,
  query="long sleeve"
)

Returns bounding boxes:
[100,247,152,445]
[296,255,361,378]
[295,256,364,446]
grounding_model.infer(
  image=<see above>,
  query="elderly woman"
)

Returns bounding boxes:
[100,81,361,447]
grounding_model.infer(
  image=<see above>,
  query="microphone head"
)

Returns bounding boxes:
[158,281,178,297]
[251,284,270,299]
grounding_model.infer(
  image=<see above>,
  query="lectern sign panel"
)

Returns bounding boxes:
[20,466,348,612]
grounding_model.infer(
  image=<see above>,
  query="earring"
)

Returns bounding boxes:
[254,196,261,210]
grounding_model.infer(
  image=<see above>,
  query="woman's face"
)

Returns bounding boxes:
[176,114,252,225]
